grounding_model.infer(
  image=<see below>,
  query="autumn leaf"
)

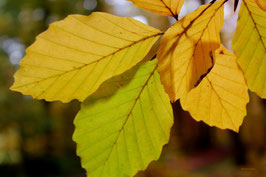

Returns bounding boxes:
[180,46,249,132]
[157,0,225,102]
[128,0,185,18]
[232,0,266,98]
[10,12,162,103]
[73,59,173,177]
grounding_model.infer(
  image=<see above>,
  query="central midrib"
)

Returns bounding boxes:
[13,33,162,89]
[98,66,157,177]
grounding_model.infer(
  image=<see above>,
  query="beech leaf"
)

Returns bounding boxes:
[232,0,266,98]
[10,12,162,103]
[73,59,173,177]
[128,0,185,18]
[180,46,249,132]
[157,0,225,102]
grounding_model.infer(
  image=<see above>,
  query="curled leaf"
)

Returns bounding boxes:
[181,46,249,132]
[157,0,225,102]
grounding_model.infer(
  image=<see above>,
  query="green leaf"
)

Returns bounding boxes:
[73,59,173,177]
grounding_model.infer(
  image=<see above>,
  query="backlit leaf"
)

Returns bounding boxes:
[10,12,162,103]
[232,0,266,98]
[157,0,225,102]
[73,59,173,177]
[128,0,185,18]
[180,46,249,132]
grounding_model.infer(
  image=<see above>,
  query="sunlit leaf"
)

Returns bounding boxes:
[157,0,225,102]
[180,46,249,132]
[232,0,266,98]
[73,59,173,177]
[128,0,185,18]
[10,12,162,103]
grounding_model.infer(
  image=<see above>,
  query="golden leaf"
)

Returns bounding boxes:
[128,0,185,18]
[10,12,162,103]
[180,46,249,132]
[157,0,225,102]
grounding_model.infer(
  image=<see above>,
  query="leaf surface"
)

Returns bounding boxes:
[157,0,225,102]
[10,12,162,103]
[232,0,266,98]
[73,59,173,177]
[128,0,185,18]
[180,46,249,132]
[256,0,266,11]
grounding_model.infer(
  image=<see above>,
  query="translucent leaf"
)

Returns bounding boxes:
[10,12,162,103]
[73,59,173,177]
[232,0,266,98]
[180,46,249,132]
[128,0,185,18]
[157,0,225,102]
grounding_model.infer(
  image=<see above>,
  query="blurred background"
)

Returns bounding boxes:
[0,0,265,177]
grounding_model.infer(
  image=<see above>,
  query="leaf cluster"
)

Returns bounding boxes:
[10,0,266,177]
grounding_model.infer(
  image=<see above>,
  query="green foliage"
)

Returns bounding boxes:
[73,60,173,177]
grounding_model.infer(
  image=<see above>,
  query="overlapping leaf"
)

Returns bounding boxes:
[10,12,162,103]
[157,0,225,102]
[181,46,249,132]
[232,0,266,98]
[128,0,185,18]
[73,59,173,177]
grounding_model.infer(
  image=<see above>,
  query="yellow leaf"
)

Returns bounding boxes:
[256,0,266,11]
[10,12,162,103]
[232,0,266,98]
[157,0,225,102]
[180,46,249,132]
[128,0,185,18]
